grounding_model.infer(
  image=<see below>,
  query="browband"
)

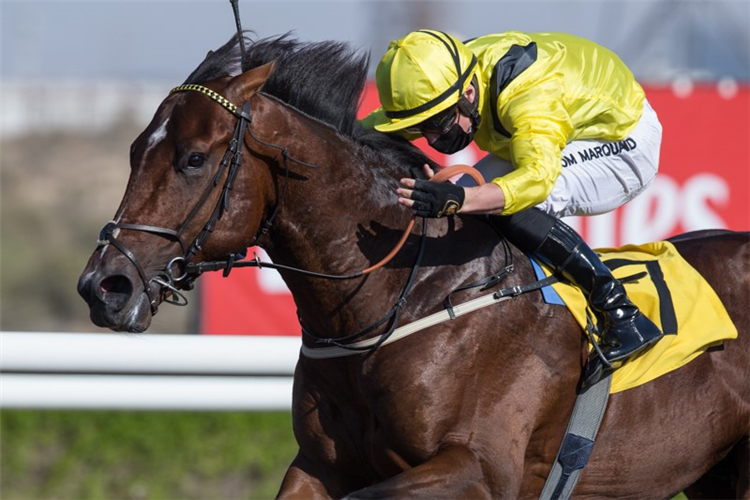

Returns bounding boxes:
[170,84,250,120]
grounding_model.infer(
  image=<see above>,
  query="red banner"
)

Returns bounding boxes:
[200,84,750,335]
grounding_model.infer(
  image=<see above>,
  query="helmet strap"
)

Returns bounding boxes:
[457,77,482,129]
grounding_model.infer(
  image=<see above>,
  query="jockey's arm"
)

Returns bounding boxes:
[487,76,572,215]
[458,182,506,215]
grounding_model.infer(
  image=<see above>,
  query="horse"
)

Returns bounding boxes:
[78,34,750,499]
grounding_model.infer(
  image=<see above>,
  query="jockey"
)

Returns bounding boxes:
[361,30,664,364]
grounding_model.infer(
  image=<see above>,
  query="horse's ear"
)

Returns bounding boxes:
[228,60,276,99]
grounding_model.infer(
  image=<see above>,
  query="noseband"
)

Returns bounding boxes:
[97,84,254,314]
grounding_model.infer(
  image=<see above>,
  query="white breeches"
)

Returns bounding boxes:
[469,100,663,218]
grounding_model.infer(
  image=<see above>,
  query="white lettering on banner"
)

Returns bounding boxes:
[622,176,681,244]
[681,173,730,230]
[254,249,292,294]
[586,211,618,249]
[578,174,730,247]
[623,174,728,244]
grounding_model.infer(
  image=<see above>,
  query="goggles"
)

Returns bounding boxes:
[403,105,460,136]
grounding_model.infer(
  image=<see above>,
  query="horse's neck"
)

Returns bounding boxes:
[250,97,539,341]
[253,97,416,332]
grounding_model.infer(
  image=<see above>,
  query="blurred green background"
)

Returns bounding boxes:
[1,411,296,500]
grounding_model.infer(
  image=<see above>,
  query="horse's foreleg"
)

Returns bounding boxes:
[343,444,504,499]
[738,435,749,499]
[683,435,750,500]
[277,452,334,500]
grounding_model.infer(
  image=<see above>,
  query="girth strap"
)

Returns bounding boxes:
[539,371,613,500]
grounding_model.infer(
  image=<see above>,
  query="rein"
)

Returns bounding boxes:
[293,166,489,352]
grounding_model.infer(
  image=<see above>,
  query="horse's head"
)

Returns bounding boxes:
[78,61,276,332]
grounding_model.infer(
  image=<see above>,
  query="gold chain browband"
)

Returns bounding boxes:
[170,84,242,117]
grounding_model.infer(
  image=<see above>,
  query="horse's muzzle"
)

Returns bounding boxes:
[77,265,152,333]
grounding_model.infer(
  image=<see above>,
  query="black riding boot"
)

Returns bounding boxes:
[537,220,663,362]
[496,209,663,364]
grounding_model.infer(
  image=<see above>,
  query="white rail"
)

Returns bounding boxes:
[0,332,299,411]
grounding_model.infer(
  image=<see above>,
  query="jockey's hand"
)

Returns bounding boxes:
[421,164,436,180]
[397,164,465,218]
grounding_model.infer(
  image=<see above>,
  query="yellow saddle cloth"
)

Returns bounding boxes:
[537,241,737,393]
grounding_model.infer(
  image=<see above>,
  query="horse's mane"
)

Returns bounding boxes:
[184,33,437,176]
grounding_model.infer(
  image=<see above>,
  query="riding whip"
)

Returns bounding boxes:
[229,0,248,70]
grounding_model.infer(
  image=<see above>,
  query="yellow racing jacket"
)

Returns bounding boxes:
[363,32,646,215]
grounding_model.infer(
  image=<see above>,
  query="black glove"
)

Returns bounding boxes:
[410,179,466,218]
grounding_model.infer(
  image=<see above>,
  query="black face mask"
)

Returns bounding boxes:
[431,122,475,154]
[430,86,480,155]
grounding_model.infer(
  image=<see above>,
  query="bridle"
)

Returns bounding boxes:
[97,84,261,314]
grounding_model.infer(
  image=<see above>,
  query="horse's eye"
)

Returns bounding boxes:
[187,153,205,168]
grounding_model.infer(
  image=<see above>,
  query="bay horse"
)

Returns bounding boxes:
[78,34,750,499]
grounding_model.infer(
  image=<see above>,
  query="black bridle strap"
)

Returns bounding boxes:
[107,107,247,257]
[177,141,237,252]
[240,116,327,247]
[182,102,251,259]
[188,253,365,280]
[99,223,160,314]
[111,224,187,253]
[97,95,251,314]
[97,85,325,314]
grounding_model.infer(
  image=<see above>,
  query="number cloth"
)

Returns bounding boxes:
[536,241,738,393]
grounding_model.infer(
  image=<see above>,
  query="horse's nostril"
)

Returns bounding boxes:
[98,275,133,311]
[100,275,132,294]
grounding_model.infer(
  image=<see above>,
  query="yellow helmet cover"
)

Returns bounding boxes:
[374,30,478,132]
